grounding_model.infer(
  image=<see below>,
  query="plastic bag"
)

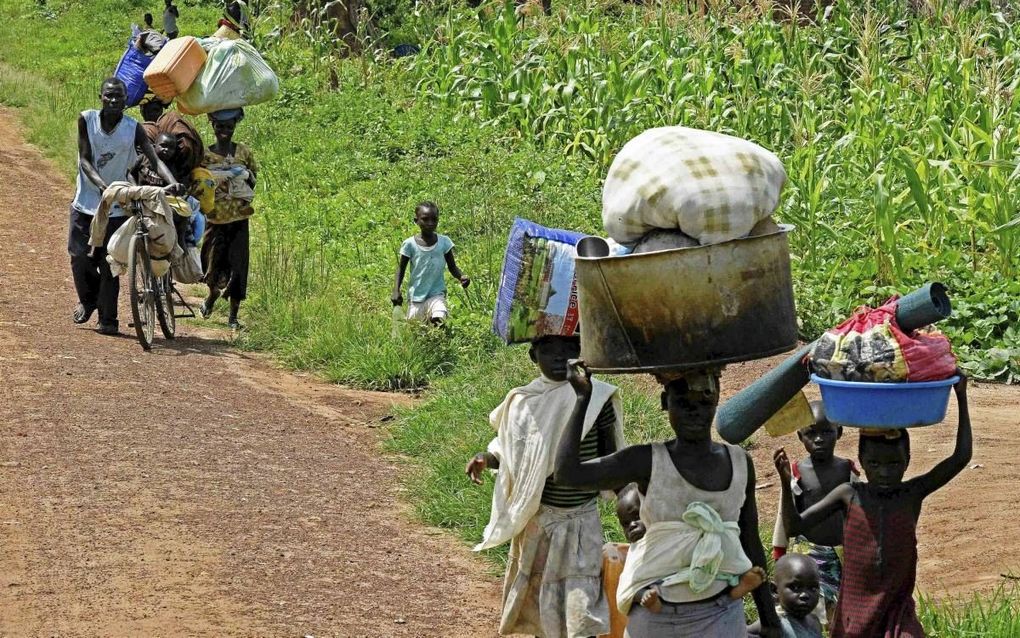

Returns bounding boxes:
[115,33,154,107]
[602,126,786,246]
[809,296,957,382]
[171,246,203,283]
[176,39,279,115]
[493,218,584,344]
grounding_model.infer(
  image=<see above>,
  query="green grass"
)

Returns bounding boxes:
[3,0,1019,630]
[919,587,1020,636]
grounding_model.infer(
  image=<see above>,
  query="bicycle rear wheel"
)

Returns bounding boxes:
[128,234,155,350]
[156,271,176,339]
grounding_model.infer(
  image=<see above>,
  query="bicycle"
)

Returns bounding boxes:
[126,196,197,350]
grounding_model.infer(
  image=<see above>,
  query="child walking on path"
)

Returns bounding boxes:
[772,400,859,623]
[199,108,256,330]
[748,554,824,638]
[466,336,624,638]
[555,363,781,638]
[391,202,469,324]
[774,373,972,638]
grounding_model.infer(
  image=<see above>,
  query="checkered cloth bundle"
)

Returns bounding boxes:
[602,127,786,246]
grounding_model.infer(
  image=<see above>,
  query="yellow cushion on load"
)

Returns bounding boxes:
[189,167,216,214]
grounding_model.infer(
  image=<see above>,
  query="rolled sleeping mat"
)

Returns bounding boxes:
[716,282,951,444]
[896,282,951,332]
[716,343,813,444]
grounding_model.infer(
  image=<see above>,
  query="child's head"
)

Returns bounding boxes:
[208,108,244,144]
[414,201,439,235]
[616,483,645,543]
[144,12,154,26]
[99,77,128,114]
[529,335,580,382]
[773,554,821,620]
[139,93,167,123]
[155,132,179,163]
[858,430,910,488]
[796,401,842,463]
[659,372,720,442]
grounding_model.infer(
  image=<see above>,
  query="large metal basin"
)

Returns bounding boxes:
[576,225,798,373]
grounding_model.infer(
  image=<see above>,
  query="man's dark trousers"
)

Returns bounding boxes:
[68,206,128,328]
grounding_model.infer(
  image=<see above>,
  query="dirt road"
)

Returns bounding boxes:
[0,109,501,636]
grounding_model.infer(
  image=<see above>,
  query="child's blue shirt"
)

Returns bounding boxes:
[400,234,454,302]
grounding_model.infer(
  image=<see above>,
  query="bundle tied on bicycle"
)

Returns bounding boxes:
[89,182,182,278]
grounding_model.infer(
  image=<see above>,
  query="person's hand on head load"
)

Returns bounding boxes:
[566,358,593,398]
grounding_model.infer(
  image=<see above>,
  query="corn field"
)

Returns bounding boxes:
[409,0,1020,276]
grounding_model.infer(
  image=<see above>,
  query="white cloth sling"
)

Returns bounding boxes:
[616,442,752,614]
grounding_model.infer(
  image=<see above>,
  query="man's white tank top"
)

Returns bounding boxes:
[72,110,138,217]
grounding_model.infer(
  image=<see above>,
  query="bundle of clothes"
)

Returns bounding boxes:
[601,126,787,254]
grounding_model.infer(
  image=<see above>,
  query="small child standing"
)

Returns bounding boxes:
[391,202,469,325]
[772,400,859,623]
[775,374,971,638]
[599,483,646,638]
[747,554,824,638]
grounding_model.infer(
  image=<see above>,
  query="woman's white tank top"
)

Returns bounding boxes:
[640,442,747,526]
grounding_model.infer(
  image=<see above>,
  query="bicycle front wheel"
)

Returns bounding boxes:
[156,271,176,339]
[128,233,155,350]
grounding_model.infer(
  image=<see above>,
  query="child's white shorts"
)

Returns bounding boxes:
[407,294,448,321]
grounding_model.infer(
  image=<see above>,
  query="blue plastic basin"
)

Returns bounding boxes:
[811,375,959,429]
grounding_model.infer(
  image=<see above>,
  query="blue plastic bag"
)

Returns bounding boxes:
[114,35,153,107]
[493,218,584,344]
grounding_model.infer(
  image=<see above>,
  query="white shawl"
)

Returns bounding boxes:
[616,502,752,614]
[474,376,623,551]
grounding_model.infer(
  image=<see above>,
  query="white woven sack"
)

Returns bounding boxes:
[602,126,786,246]
[106,216,140,277]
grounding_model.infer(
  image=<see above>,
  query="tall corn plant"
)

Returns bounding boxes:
[407,0,1019,281]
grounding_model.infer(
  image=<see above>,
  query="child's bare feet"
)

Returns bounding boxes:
[640,585,663,613]
[730,566,767,599]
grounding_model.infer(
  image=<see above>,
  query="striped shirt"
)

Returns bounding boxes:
[540,402,616,508]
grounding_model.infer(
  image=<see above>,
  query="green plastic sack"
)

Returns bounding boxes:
[177,39,278,115]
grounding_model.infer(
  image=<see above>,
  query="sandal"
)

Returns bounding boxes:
[73,303,96,324]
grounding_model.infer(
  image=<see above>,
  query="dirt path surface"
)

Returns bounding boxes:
[723,355,1020,598]
[0,109,501,636]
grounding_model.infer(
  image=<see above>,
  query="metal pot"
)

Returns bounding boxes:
[575,224,798,373]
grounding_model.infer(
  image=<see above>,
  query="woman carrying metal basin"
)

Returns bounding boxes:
[555,363,783,637]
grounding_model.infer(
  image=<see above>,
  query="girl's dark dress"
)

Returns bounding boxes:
[831,483,925,638]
